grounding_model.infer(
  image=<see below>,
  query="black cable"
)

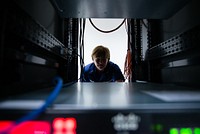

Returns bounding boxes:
[141,19,148,29]
[89,18,126,33]
[79,18,86,79]
[66,47,84,68]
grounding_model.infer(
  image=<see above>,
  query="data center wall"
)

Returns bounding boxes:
[148,0,200,88]
[0,0,73,97]
[14,0,64,41]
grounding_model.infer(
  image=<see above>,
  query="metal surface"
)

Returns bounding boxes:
[6,1,67,60]
[0,82,200,134]
[1,82,200,111]
[50,0,190,18]
[148,24,200,60]
[1,1,68,97]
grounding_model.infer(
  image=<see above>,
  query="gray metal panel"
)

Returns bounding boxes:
[50,0,190,18]
[1,82,200,111]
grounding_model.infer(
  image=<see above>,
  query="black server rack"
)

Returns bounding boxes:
[0,0,200,134]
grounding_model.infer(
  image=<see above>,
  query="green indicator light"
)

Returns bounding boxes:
[180,128,192,134]
[155,124,163,132]
[170,128,178,134]
[194,128,200,134]
[151,124,164,133]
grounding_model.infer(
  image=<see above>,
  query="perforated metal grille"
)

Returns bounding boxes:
[6,2,67,59]
[148,25,200,60]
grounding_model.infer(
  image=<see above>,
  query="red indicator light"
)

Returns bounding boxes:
[53,118,65,130]
[0,121,14,132]
[0,121,50,134]
[65,118,77,130]
[53,118,77,134]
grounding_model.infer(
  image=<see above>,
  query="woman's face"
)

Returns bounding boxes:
[93,57,109,71]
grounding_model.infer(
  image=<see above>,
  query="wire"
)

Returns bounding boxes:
[89,18,126,33]
[0,76,64,134]
[79,18,86,79]
[141,19,148,29]
[18,76,63,123]
[66,47,85,67]
[124,19,132,82]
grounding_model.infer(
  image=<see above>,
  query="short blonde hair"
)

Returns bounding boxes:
[91,45,110,60]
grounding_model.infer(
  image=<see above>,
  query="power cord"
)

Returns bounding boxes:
[89,18,126,33]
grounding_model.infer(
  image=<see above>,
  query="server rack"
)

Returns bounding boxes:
[0,0,200,134]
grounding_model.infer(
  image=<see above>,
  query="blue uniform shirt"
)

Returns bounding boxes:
[80,61,125,82]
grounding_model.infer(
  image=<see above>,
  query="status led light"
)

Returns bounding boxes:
[155,124,163,132]
[194,128,200,134]
[180,128,192,134]
[53,117,77,134]
[170,128,179,134]
[53,118,65,130]
[0,121,50,134]
[170,127,200,134]
[64,118,77,130]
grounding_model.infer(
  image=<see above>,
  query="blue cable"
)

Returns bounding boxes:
[16,76,63,123]
[0,76,64,134]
